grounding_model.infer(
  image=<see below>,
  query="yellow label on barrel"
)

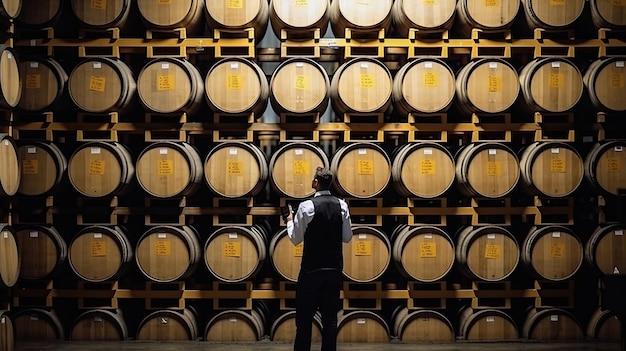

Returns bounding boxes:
[295,75,310,90]
[155,240,171,256]
[485,0,498,6]
[294,243,303,257]
[360,74,375,88]
[358,160,374,175]
[22,160,38,175]
[227,74,242,90]
[224,241,241,257]
[91,239,107,257]
[551,158,566,173]
[613,0,625,6]
[424,0,436,4]
[421,159,436,175]
[228,161,243,175]
[89,76,106,92]
[423,72,439,87]
[296,0,308,6]
[611,73,624,88]
[26,74,41,89]
[420,242,437,258]
[89,160,105,175]
[355,240,372,256]
[158,160,174,176]
[91,0,106,10]
[157,75,176,91]
[488,74,502,92]
[487,161,502,176]
[608,158,621,172]
[549,73,563,88]
[227,0,243,9]
[485,244,501,259]
[158,0,172,4]
[550,243,564,258]
[550,0,565,5]
[293,160,310,175]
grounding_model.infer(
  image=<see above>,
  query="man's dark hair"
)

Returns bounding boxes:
[315,167,333,189]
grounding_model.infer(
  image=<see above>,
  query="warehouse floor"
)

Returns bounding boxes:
[13,341,623,351]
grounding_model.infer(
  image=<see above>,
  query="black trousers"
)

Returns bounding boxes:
[294,269,342,351]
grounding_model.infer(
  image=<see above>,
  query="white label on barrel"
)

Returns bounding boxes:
[616,230,623,236]
[3,140,7,146]
[27,147,37,154]
[295,149,304,155]
[94,233,102,239]
[489,62,498,69]
[3,232,7,239]
[615,146,623,152]
[30,315,39,321]
[425,234,433,239]
[229,148,238,155]
[8,53,12,60]
[30,231,39,238]
[552,232,561,238]
[551,148,560,154]
[1,317,4,324]
[550,315,559,322]
[229,233,238,239]
[424,62,433,69]
[488,233,496,239]
[30,62,39,68]
[93,62,102,69]
[486,316,495,323]
[30,39,37,46]
[357,318,366,324]
[617,61,625,68]
[159,148,168,155]
[231,63,239,69]
[358,149,367,155]
[91,148,101,155]
[359,234,367,239]
[94,317,103,322]
[424,149,433,155]
[161,63,170,70]
[229,318,238,323]
[360,63,369,69]
[296,63,304,68]
[488,149,497,155]
[158,233,167,238]
[160,317,168,324]
[551,62,560,68]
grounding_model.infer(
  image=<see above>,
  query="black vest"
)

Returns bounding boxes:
[301,194,344,272]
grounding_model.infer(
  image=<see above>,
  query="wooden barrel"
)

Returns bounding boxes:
[330,142,391,199]
[458,307,518,341]
[392,58,455,117]
[269,57,330,116]
[455,142,520,198]
[68,57,136,114]
[522,307,583,341]
[70,309,128,341]
[68,225,133,283]
[138,58,204,115]
[270,310,322,342]
[136,309,198,341]
[392,0,456,37]
[0,0,20,20]
[583,57,626,113]
[391,225,455,283]
[204,0,269,41]
[519,57,584,113]
[455,58,520,115]
[269,142,330,199]
[585,224,626,276]
[16,0,62,28]
[205,308,265,342]
[16,224,66,281]
[204,57,268,117]
[343,226,390,283]
[589,0,626,30]
[0,223,19,289]
[0,134,20,197]
[337,310,390,343]
[519,141,584,198]
[586,307,622,341]
[392,307,455,342]
[135,141,202,198]
[0,46,21,110]
[137,0,205,33]
[18,57,68,112]
[330,58,392,116]
[521,0,585,30]
[68,141,134,197]
[136,225,201,283]
[329,0,393,37]
[70,0,131,29]
[269,0,329,39]
[17,140,67,196]
[455,0,520,37]
[456,225,520,282]
[13,308,64,341]
[584,140,626,196]
[391,142,455,198]
[204,225,268,283]
[0,310,14,351]
[269,228,300,282]
[204,141,268,198]
[521,225,583,281]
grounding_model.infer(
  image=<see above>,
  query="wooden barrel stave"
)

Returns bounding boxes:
[269,142,330,199]
[0,310,14,351]
[0,223,19,289]
[522,307,584,341]
[455,0,520,37]
[70,309,128,341]
[13,308,64,341]
[337,310,390,343]
[205,309,265,342]
[0,134,20,197]
[586,307,622,341]
[70,0,131,29]
[521,225,583,281]
[17,140,67,196]
[584,141,626,196]
[330,142,391,199]
[521,0,585,30]
[392,0,457,37]
[0,46,21,110]
[329,0,393,38]
[18,57,68,113]
[0,0,21,19]
[17,0,62,28]
[330,58,392,116]
[343,226,391,283]
[16,224,67,280]
[136,309,198,341]
[583,57,626,113]
[204,0,269,41]
[269,0,329,39]
[458,307,519,341]
[269,228,301,282]
[270,310,322,342]
[269,57,330,116]
[589,0,626,30]
[585,224,626,276]
[137,0,205,33]
[392,307,455,342]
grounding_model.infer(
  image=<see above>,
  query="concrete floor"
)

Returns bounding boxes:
[13,341,623,351]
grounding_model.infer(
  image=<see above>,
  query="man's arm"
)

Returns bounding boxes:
[340,199,353,243]
[287,200,314,245]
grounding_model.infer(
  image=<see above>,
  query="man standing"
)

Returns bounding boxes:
[284,167,353,351]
